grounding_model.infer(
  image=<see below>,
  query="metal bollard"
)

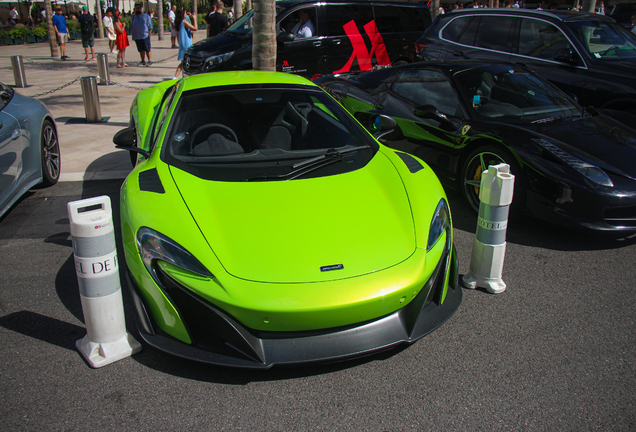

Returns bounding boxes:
[96,53,110,85]
[80,76,102,122]
[462,163,515,294]
[67,196,142,368]
[11,55,27,88]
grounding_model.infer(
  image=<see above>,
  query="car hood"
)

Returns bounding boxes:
[169,152,416,283]
[187,32,248,57]
[524,115,636,179]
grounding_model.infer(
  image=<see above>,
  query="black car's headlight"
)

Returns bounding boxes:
[428,199,451,251]
[204,51,234,70]
[137,227,213,284]
[533,138,614,187]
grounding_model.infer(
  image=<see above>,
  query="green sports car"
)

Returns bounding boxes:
[113,71,461,368]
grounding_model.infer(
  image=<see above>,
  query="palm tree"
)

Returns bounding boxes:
[252,0,276,71]
[44,0,58,57]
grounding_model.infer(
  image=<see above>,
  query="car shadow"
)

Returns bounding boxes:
[445,189,636,251]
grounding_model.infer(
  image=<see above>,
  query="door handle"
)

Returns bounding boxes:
[12,129,20,140]
[452,51,463,57]
[332,39,341,45]
[313,41,322,47]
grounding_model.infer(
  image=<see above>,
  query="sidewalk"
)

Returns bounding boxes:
[0,31,206,181]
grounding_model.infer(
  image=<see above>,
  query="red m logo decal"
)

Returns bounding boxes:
[333,20,391,74]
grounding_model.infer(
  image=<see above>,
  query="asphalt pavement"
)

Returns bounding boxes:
[1,34,636,431]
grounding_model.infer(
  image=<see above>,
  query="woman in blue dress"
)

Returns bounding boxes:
[173,7,198,79]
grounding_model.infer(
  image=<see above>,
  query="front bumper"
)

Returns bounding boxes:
[125,244,461,369]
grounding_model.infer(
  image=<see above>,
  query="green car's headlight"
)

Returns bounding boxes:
[204,51,234,70]
[137,227,213,282]
[428,199,450,251]
[533,138,614,187]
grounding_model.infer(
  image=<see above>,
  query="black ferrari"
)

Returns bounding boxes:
[316,61,636,231]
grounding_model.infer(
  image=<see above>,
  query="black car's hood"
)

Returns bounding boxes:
[186,31,248,57]
[522,114,636,180]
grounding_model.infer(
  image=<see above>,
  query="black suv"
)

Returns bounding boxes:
[184,0,431,79]
[415,9,636,111]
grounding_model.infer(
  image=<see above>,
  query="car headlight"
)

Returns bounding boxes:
[428,199,451,251]
[533,138,614,187]
[137,227,213,284]
[204,51,235,70]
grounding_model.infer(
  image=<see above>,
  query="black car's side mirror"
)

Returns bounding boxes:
[553,49,580,66]
[413,105,457,131]
[113,127,150,158]
[278,32,295,43]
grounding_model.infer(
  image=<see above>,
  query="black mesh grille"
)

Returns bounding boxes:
[605,204,636,228]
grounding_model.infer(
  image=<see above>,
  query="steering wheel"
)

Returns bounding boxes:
[190,123,238,153]
[600,45,620,56]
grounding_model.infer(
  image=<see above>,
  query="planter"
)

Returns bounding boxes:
[26,34,36,43]
[36,35,48,43]
[13,37,24,44]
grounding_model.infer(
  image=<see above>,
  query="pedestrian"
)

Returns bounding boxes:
[78,6,96,60]
[173,7,198,79]
[9,6,19,24]
[114,11,130,67]
[206,1,228,38]
[168,4,177,48]
[103,7,117,53]
[52,7,69,60]
[131,2,153,66]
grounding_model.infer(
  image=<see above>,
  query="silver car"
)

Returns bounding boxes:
[0,82,60,218]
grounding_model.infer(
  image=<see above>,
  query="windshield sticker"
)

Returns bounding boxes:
[333,20,390,74]
[462,125,471,135]
[473,95,481,107]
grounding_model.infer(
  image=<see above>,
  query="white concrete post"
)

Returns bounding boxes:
[462,163,515,294]
[67,196,141,368]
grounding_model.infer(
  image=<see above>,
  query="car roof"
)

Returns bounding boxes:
[180,71,318,92]
[395,60,527,73]
[438,8,613,23]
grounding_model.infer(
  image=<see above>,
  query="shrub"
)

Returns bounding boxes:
[67,20,79,34]
[10,26,27,39]
[33,26,47,38]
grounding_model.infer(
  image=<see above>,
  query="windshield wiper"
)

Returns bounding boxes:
[247,145,370,182]
[531,114,579,124]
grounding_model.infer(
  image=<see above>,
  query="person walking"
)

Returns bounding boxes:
[131,2,153,66]
[173,7,198,79]
[52,7,69,60]
[103,7,117,53]
[206,1,228,38]
[168,4,177,48]
[78,6,96,60]
[114,11,130,67]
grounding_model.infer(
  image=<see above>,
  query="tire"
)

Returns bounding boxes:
[461,144,525,217]
[40,120,61,187]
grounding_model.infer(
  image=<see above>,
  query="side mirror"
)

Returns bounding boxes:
[553,49,580,66]
[413,105,457,131]
[277,32,295,43]
[113,127,151,159]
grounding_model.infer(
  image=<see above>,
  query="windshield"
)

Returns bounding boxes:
[163,85,378,181]
[567,20,636,59]
[454,66,581,123]
[226,6,285,36]
[0,82,14,111]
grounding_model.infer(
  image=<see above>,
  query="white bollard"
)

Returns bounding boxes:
[67,196,141,368]
[462,163,515,294]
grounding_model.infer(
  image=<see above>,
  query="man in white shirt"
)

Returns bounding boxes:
[9,7,19,24]
[291,9,314,39]
[168,4,177,48]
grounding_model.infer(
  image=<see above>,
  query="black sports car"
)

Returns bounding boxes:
[316,62,636,231]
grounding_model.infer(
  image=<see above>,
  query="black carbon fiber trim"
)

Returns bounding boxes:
[139,168,165,194]
[396,152,425,173]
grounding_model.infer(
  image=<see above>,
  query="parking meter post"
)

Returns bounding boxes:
[96,54,109,85]
[80,76,102,123]
[462,163,515,294]
[10,55,27,88]
[67,196,141,368]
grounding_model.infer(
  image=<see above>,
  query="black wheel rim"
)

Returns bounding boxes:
[463,151,505,212]
[43,124,60,180]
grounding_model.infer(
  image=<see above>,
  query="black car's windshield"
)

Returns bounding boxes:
[163,84,378,181]
[567,20,636,59]
[226,6,285,36]
[453,66,581,123]
[0,82,14,111]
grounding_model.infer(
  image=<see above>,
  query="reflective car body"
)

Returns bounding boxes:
[317,62,636,231]
[0,83,60,218]
[115,71,461,368]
